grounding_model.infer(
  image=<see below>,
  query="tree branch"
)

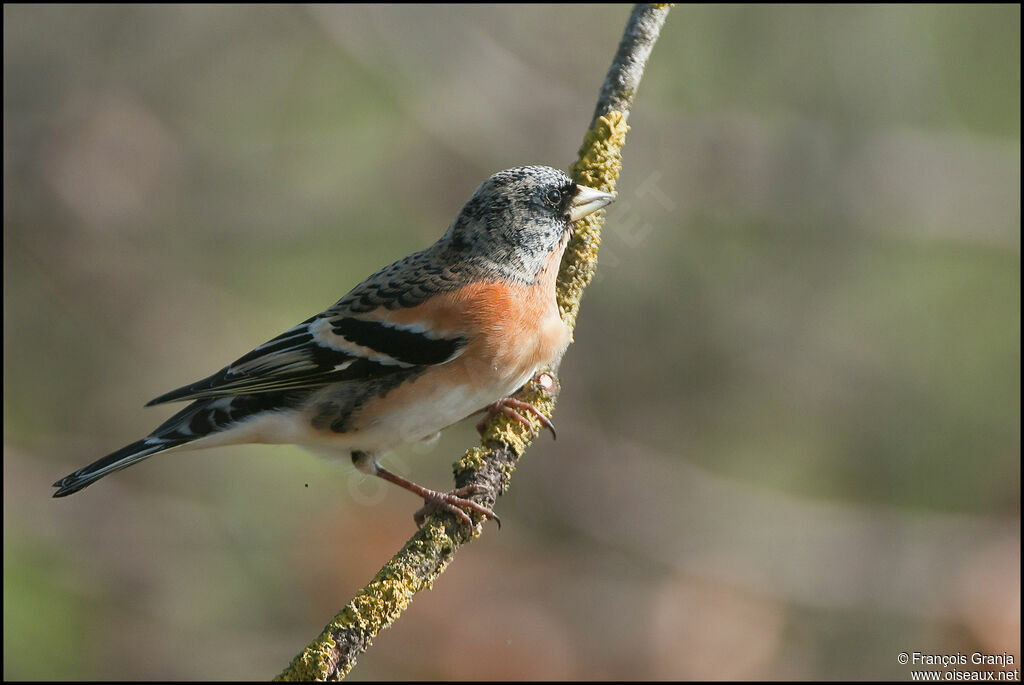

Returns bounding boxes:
[275,4,671,681]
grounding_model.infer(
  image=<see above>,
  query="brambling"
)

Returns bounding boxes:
[53,165,614,526]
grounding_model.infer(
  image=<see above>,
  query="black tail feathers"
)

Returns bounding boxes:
[52,438,184,497]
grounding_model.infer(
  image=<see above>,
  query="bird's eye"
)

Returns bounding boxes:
[544,188,562,206]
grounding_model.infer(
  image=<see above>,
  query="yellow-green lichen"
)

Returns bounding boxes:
[276,523,460,681]
[559,111,629,331]
[570,110,628,194]
[276,634,337,681]
[455,446,491,473]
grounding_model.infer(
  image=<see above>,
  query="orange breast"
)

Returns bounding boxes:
[372,239,570,381]
[339,243,571,443]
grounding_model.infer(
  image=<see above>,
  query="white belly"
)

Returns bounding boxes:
[341,369,533,453]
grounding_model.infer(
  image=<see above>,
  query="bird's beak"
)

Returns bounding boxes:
[570,185,616,222]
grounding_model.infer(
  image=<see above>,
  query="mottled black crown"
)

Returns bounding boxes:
[443,165,578,281]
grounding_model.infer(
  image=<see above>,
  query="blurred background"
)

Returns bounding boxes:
[4,4,1019,680]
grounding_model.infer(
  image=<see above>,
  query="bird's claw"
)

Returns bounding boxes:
[475,397,557,440]
[413,484,501,530]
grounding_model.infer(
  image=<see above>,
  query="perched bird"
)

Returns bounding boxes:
[52,165,614,526]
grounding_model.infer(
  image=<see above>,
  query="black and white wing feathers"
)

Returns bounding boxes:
[146,250,477,406]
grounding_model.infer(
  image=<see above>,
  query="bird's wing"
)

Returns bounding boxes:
[147,249,482,405]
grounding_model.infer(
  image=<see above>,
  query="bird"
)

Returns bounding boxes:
[52,165,615,527]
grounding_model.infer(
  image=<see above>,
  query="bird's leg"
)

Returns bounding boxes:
[409,482,499,529]
[474,372,558,440]
[379,469,500,529]
[352,451,499,529]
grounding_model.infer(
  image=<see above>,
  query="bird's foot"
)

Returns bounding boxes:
[412,484,500,529]
[475,396,557,440]
[369,458,499,530]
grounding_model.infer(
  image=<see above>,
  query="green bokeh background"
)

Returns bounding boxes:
[4,4,1019,680]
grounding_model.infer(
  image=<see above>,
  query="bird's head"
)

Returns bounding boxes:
[443,165,614,282]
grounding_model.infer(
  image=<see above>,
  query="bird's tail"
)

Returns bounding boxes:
[52,437,188,497]
[52,391,312,498]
